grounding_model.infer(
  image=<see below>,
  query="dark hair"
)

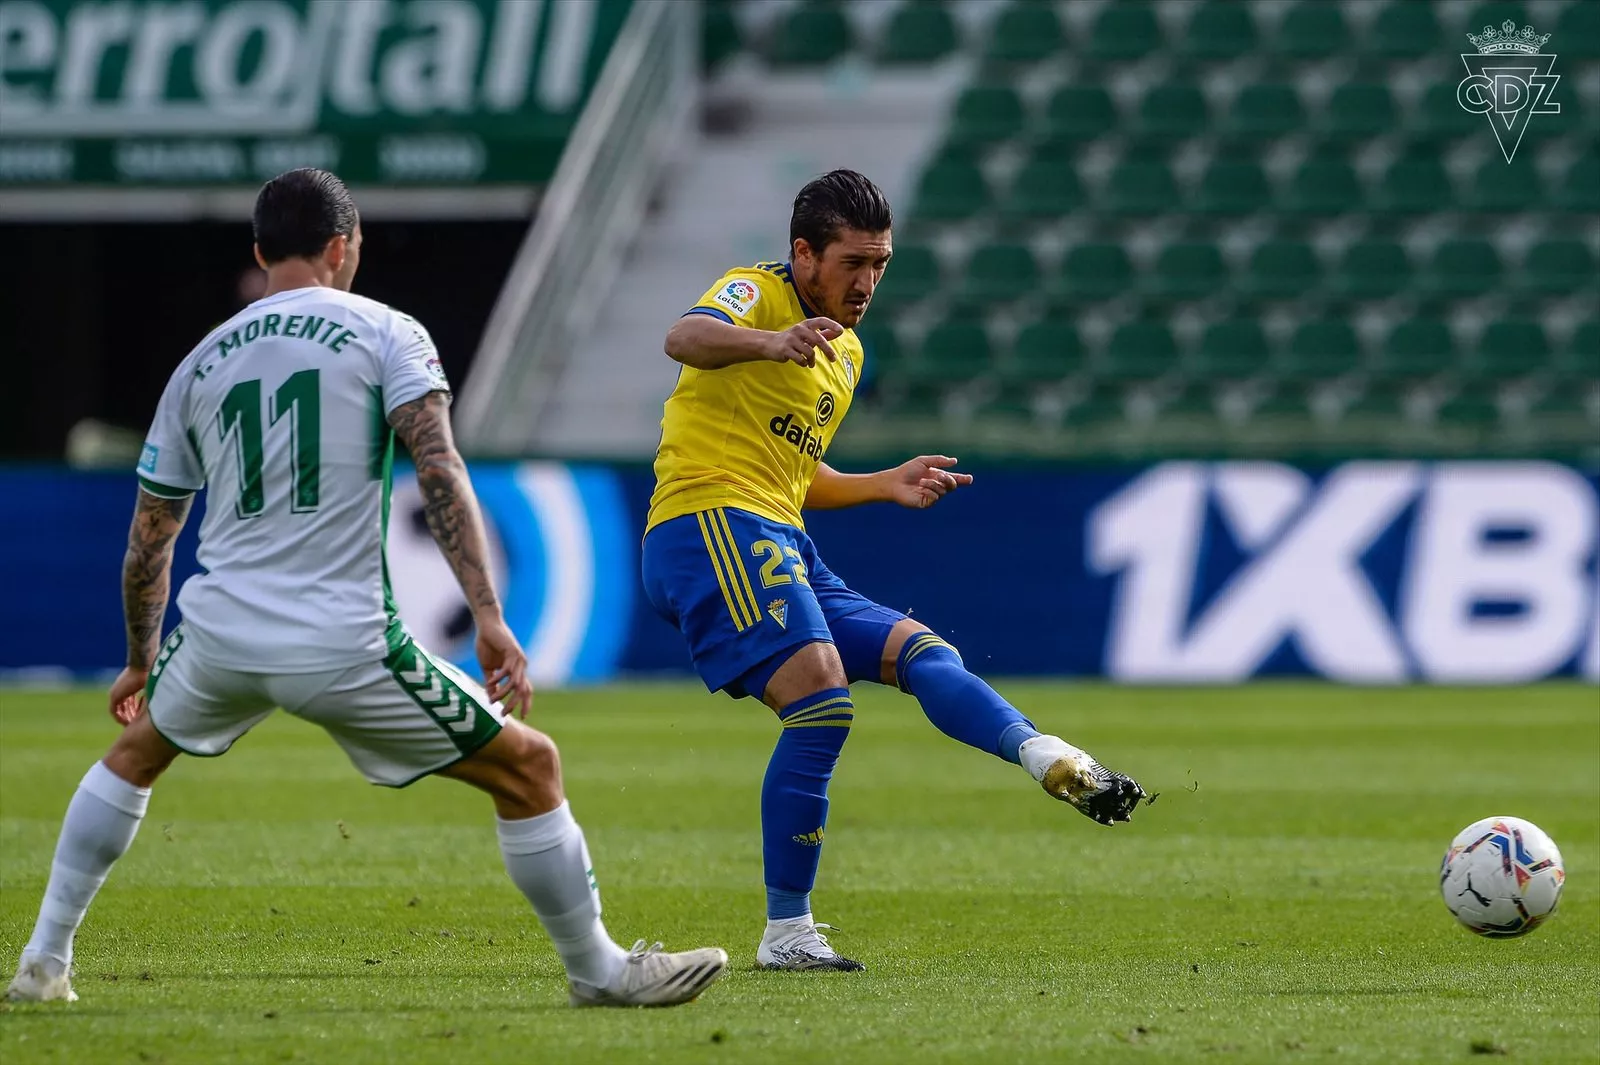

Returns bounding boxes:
[252,168,358,264]
[790,169,892,254]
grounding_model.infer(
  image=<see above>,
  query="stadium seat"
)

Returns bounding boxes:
[1468,158,1543,212]
[1001,155,1086,222]
[702,2,742,73]
[1136,81,1210,142]
[854,323,903,379]
[1413,81,1482,141]
[1104,154,1181,215]
[911,155,990,221]
[1049,243,1134,304]
[1101,319,1180,381]
[1193,156,1272,215]
[1183,2,1258,60]
[1042,85,1118,145]
[958,242,1040,306]
[767,3,854,66]
[1225,84,1305,141]
[1473,319,1549,382]
[1192,318,1272,380]
[1521,240,1596,297]
[1284,319,1363,380]
[1554,320,1600,381]
[872,243,940,311]
[1284,153,1363,215]
[1372,153,1453,214]
[1435,389,1501,432]
[985,1,1066,64]
[1557,153,1600,213]
[1273,3,1350,59]
[1146,242,1227,300]
[877,2,960,64]
[1556,1,1600,58]
[948,84,1027,147]
[1242,240,1321,300]
[1424,239,1503,298]
[1378,317,1459,380]
[1332,240,1411,299]
[1005,319,1087,384]
[1088,2,1160,60]
[1366,2,1443,58]
[1322,82,1399,141]
[916,317,993,381]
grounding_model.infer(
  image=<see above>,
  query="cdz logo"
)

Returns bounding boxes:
[1457,20,1560,163]
[1090,463,1598,684]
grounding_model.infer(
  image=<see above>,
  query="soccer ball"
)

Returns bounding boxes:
[1439,816,1565,938]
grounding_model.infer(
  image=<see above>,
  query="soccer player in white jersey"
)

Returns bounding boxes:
[6,169,726,1009]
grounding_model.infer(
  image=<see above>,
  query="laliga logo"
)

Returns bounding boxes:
[726,280,757,301]
[1457,20,1560,163]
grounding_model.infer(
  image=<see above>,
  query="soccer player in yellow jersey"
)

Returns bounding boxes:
[641,171,1146,971]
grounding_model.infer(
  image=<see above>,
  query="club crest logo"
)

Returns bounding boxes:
[1457,20,1560,163]
[767,599,788,628]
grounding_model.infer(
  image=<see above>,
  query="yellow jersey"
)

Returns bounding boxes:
[646,261,864,533]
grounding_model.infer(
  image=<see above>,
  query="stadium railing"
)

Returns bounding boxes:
[457,0,697,454]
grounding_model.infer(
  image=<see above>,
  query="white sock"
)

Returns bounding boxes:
[23,762,150,965]
[763,913,814,938]
[1018,735,1090,783]
[496,802,627,989]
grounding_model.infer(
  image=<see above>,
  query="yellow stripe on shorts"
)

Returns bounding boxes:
[696,511,752,631]
[715,509,763,625]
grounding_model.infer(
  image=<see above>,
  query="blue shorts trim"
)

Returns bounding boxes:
[642,508,906,696]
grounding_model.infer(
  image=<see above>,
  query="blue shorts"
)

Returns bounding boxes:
[642,507,908,698]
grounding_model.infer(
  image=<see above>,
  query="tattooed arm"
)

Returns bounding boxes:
[389,391,531,715]
[388,391,500,618]
[124,489,193,670]
[107,487,193,724]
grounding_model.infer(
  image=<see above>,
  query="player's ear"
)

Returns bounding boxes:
[253,244,268,271]
[324,233,348,273]
[792,237,814,266]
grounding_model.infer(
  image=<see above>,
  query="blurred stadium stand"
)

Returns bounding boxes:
[465,0,1598,465]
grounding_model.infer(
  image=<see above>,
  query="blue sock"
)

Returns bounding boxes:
[762,688,853,921]
[897,634,1039,765]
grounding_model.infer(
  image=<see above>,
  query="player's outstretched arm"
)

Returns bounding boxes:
[389,391,532,716]
[805,458,974,511]
[665,314,843,370]
[110,488,193,722]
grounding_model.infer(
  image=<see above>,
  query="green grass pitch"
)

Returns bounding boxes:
[2,682,1597,1064]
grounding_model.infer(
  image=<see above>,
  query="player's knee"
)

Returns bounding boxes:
[103,715,181,788]
[506,727,561,793]
[762,641,847,710]
[894,629,963,692]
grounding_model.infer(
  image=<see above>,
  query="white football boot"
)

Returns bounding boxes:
[756,917,865,972]
[1019,735,1148,826]
[568,940,727,1007]
[6,955,77,1003]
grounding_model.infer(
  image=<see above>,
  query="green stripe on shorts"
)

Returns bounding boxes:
[385,638,501,756]
[144,626,185,702]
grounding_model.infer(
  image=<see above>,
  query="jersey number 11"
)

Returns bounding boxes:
[217,369,321,518]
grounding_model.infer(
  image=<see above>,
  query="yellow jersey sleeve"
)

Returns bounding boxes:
[649,262,865,534]
[686,269,789,331]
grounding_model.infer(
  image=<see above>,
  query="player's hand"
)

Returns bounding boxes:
[108,667,150,727]
[476,617,533,720]
[889,455,973,509]
[763,318,843,368]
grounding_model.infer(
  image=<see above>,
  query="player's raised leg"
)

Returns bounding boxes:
[7,710,180,1002]
[881,619,1146,825]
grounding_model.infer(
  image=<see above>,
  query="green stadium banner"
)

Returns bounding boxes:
[0,0,632,186]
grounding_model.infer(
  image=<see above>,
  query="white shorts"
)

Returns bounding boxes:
[144,626,506,787]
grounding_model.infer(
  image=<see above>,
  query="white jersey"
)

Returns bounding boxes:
[138,286,449,672]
